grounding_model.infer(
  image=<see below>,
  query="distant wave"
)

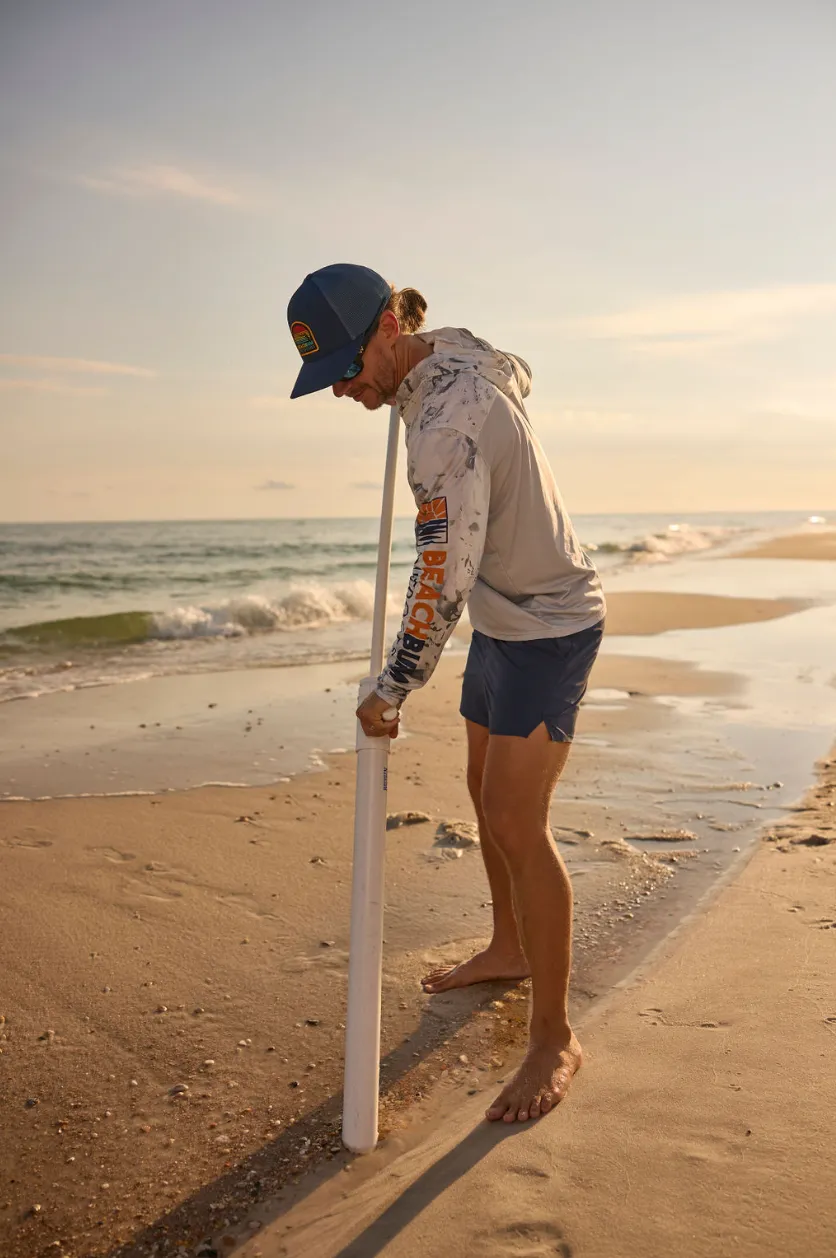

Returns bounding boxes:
[0,527,745,654]
[585,523,744,563]
[0,539,417,597]
[0,559,389,596]
[0,581,387,654]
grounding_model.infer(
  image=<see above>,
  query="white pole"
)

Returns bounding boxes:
[342,405,401,1154]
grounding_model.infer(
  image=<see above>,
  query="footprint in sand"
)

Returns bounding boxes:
[679,1137,735,1163]
[509,1165,551,1180]
[286,949,350,974]
[130,882,184,901]
[124,862,193,901]
[489,1220,573,1256]
[215,892,279,921]
[3,832,53,849]
[90,845,136,863]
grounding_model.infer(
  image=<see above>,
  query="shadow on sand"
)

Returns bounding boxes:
[107,981,524,1258]
[329,1121,524,1258]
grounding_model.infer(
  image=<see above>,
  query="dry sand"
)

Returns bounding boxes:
[734,528,836,562]
[0,584,826,1256]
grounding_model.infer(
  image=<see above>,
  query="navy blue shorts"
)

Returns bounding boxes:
[459,620,605,741]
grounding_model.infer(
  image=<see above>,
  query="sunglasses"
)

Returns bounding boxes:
[340,349,367,383]
[339,303,387,382]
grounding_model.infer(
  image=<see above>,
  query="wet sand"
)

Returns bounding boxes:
[0,578,830,1257]
[602,589,810,634]
[734,528,836,561]
[2,590,807,804]
[255,747,836,1258]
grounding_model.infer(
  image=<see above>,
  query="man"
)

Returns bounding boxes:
[287,263,605,1124]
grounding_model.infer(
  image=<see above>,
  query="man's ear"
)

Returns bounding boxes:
[377,309,400,343]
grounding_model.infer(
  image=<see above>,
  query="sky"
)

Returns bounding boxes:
[1,0,835,522]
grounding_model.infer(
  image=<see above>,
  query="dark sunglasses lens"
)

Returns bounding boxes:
[342,359,362,381]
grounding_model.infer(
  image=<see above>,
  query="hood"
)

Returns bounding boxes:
[396,327,532,422]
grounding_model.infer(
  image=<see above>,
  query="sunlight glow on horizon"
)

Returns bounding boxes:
[1,1,834,522]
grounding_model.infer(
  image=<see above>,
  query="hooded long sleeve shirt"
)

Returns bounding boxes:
[375,328,606,708]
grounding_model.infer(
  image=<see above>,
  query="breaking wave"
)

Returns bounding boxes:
[0,581,385,655]
[586,523,744,564]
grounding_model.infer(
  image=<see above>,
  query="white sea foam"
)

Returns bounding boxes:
[625,523,742,563]
[150,581,391,640]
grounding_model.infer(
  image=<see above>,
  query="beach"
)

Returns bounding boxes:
[254,745,836,1258]
[2,524,835,1257]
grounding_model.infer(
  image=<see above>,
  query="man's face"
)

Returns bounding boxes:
[331,312,399,410]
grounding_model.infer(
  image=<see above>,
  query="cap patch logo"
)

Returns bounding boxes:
[415,497,448,546]
[291,321,319,357]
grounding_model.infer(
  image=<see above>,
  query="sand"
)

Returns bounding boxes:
[0,583,829,1256]
[602,590,810,634]
[12,732,821,1257]
[733,528,836,562]
[237,750,836,1258]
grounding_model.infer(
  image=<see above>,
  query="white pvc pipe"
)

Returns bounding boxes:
[342,406,401,1154]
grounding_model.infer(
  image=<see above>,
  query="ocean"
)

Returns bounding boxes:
[0,510,826,705]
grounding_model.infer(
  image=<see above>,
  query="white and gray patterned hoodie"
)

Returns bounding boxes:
[375,328,606,707]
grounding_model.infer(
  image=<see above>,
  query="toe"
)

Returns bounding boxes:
[528,1097,542,1120]
[517,1107,529,1122]
[420,969,444,985]
[423,974,453,993]
[540,1093,554,1113]
[486,1092,509,1122]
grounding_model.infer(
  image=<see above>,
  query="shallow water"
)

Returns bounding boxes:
[0,510,820,703]
[603,549,836,828]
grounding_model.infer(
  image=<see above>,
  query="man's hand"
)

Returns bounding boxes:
[356,691,400,739]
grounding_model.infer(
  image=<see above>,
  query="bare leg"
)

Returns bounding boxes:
[479,724,582,1123]
[422,720,529,993]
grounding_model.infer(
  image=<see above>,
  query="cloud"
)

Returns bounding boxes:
[0,354,154,377]
[561,284,836,358]
[0,377,106,396]
[256,479,295,491]
[759,376,836,421]
[76,163,244,207]
[351,481,383,490]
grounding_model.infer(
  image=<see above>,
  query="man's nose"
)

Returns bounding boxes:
[332,380,348,398]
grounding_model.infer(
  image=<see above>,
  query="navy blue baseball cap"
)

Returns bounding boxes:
[287,263,391,399]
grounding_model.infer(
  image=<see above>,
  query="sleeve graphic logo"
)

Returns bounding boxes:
[415,497,448,547]
[388,499,450,687]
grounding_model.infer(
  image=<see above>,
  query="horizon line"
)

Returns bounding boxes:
[0,507,831,528]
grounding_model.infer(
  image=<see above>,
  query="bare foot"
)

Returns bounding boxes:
[486,1035,582,1123]
[421,945,530,994]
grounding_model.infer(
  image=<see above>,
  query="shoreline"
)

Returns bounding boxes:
[2,533,835,1256]
[0,652,816,1258]
[245,743,836,1258]
[1,586,812,803]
